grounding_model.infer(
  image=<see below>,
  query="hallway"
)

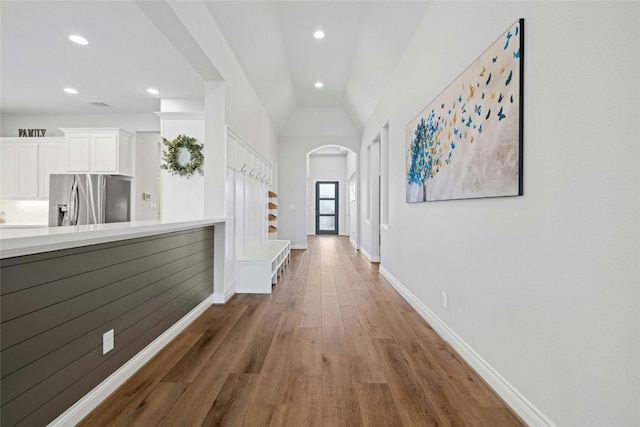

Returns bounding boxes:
[80,236,524,426]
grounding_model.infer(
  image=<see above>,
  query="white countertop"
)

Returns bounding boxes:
[0,218,226,259]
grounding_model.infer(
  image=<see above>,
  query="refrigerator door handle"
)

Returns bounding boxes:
[97,175,106,224]
[68,177,79,225]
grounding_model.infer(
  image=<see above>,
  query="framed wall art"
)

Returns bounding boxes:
[406,19,524,203]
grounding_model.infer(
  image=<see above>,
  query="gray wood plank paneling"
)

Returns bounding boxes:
[15,288,211,427]
[0,228,211,294]
[1,236,212,321]
[0,227,214,427]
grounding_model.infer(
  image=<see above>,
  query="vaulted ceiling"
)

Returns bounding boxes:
[0,1,430,133]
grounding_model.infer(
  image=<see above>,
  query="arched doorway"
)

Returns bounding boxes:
[306,145,358,248]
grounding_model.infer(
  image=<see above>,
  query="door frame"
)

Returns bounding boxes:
[315,181,339,235]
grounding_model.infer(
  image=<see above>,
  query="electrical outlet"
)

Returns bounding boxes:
[441,291,447,309]
[103,329,114,355]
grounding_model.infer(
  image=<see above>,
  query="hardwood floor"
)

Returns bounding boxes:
[80,236,524,426]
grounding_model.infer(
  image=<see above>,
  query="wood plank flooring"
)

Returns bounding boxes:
[80,236,524,426]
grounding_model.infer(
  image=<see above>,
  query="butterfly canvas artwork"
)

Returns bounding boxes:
[406,19,524,203]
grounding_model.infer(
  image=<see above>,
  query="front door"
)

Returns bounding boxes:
[315,181,338,235]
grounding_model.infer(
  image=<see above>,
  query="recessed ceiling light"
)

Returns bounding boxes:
[64,88,78,94]
[314,30,325,39]
[315,81,324,89]
[146,88,159,95]
[68,35,88,45]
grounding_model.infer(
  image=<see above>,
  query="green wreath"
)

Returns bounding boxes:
[161,134,204,177]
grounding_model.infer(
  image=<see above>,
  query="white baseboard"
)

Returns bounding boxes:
[291,243,308,250]
[378,265,554,427]
[48,297,213,427]
[211,289,235,304]
[212,279,236,304]
[349,237,358,249]
[360,246,380,262]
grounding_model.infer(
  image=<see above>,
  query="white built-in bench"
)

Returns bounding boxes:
[236,240,291,294]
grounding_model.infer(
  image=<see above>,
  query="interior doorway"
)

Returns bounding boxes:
[315,181,339,235]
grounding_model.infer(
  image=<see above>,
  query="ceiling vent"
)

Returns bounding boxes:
[89,101,109,108]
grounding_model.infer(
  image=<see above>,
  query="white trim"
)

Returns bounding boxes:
[349,237,358,249]
[154,111,205,120]
[48,297,212,427]
[378,265,555,427]
[291,243,308,250]
[212,280,236,304]
[359,246,380,263]
[380,223,390,230]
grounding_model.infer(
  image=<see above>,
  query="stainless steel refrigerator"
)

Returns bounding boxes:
[49,174,131,226]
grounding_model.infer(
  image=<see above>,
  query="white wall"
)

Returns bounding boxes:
[159,116,205,221]
[347,151,358,246]
[0,113,159,137]
[134,132,161,221]
[278,107,360,248]
[360,2,639,426]
[306,155,347,235]
[167,1,278,164]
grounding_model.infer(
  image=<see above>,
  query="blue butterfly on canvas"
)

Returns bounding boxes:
[486,73,492,85]
[513,48,520,59]
[498,93,504,103]
[485,108,491,120]
[505,70,513,86]
[497,106,506,121]
[504,31,512,50]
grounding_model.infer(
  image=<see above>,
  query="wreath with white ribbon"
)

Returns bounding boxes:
[161,135,204,177]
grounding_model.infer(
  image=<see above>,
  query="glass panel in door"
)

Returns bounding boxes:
[315,181,338,235]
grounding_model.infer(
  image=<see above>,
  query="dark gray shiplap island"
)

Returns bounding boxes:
[0,218,226,426]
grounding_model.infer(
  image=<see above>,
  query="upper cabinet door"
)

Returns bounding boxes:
[61,128,133,176]
[66,134,91,172]
[0,143,18,198]
[16,144,38,198]
[91,133,118,172]
[39,142,66,199]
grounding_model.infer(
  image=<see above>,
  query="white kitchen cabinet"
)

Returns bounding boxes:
[18,144,38,198]
[66,133,91,172]
[1,137,68,199]
[38,141,66,199]
[0,143,36,198]
[0,141,38,198]
[0,142,18,197]
[61,128,134,176]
